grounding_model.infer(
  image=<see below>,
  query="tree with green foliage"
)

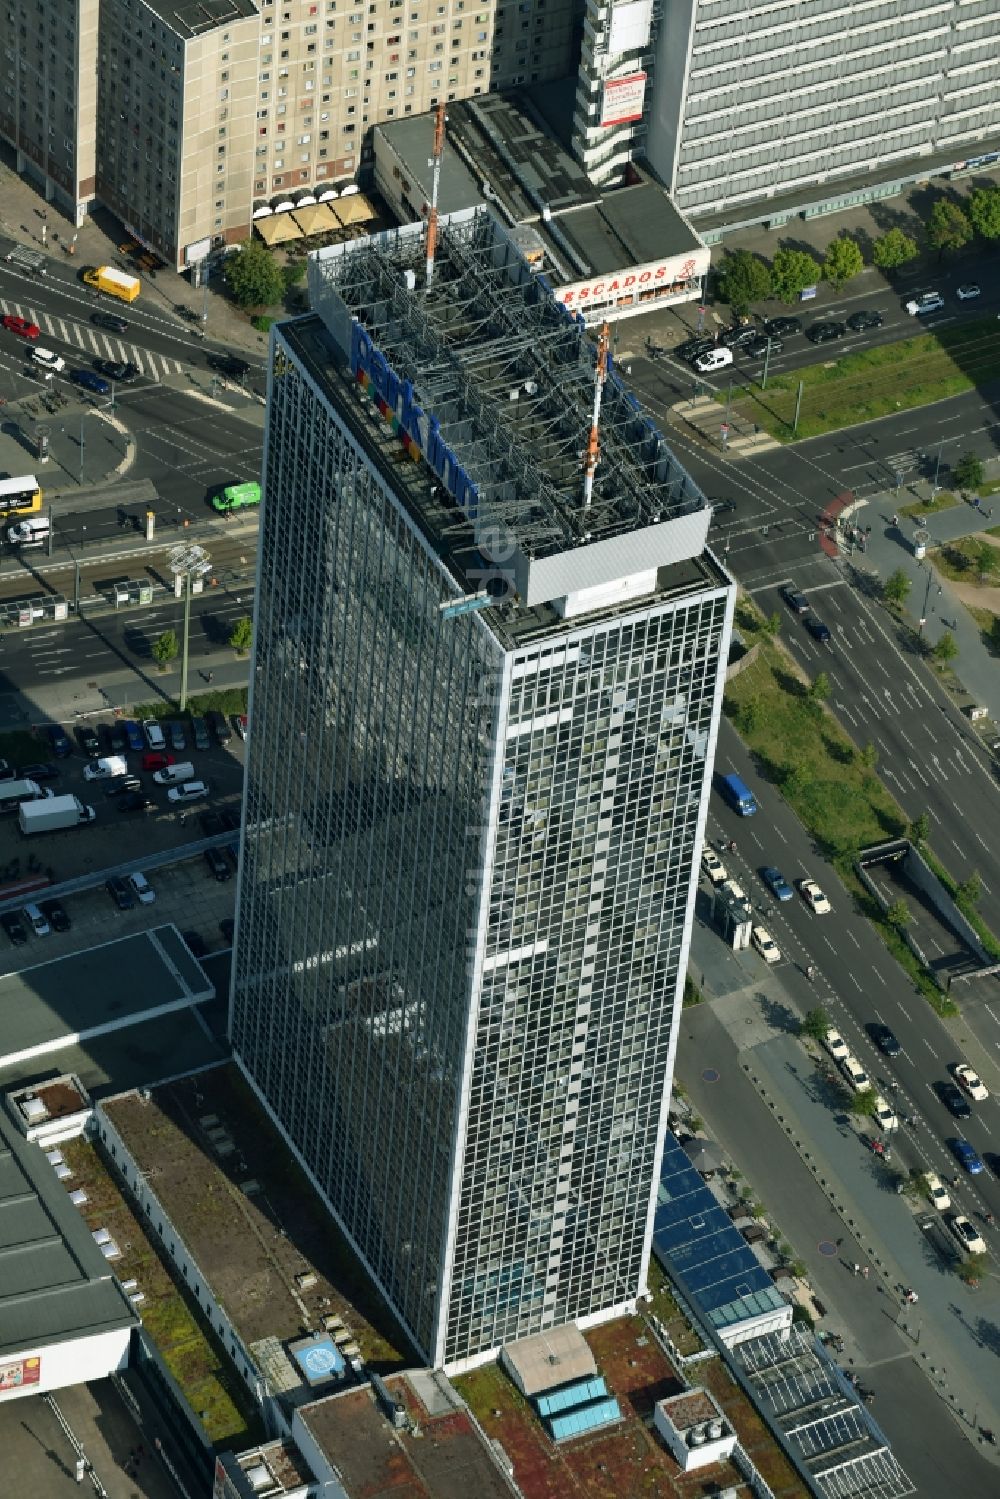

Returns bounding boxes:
[770,246,822,302]
[885,898,910,931]
[860,741,879,772]
[872,227,919,273]
[715,249,772,316]
[808,670,831,705]
[974,540,999,581]
[966,185,1000,242]
[931,629,958,665]
[800,1005,830,1043]
[956,871,982,909]
[884,568,912,607]
[223,238,285,309]
[229,615,254,655]
[909,812,930,846]
[847,1088,879,1119]
[152,630,179,669]
[957,1253,987,1285]
[925,199,973,260]
[736,699,762,736]
[762,611,781,639]
[822,236,864,288]
[953,451,984,493]
[990,615,1000,654]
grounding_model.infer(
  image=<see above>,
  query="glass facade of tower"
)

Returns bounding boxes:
[230,316,732,1367]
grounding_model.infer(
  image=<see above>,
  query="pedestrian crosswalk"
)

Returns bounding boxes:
[0,298,185,379]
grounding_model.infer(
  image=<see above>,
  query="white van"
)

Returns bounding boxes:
[7,516,50,547]
[694,346,734,373]
[30,347,66,373]
[153,760,195,786]
[83,754,128,781]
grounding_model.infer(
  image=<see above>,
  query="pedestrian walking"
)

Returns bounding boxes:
[862,1266,870,1280]
[891,513,899,527]
[852,1262,860,1277]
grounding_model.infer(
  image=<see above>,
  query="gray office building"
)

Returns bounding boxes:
[646,0,1000,229]
[229,207,734,1368]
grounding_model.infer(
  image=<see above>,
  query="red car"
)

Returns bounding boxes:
[141,751,175,772]
[2,314,41,340]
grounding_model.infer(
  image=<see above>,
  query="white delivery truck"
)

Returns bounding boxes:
[19,795,96,834]
[0,778,45,812]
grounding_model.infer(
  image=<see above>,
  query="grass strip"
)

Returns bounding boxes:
[730,316,1000,441]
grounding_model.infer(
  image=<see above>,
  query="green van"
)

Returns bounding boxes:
[212,481,261,514]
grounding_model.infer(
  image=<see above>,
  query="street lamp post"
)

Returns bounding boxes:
[168,543,212,712]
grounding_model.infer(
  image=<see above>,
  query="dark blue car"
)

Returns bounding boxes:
[71,368,112,396]
[123,719,145,752]
[46,723,72,757]
[761,866,793,901]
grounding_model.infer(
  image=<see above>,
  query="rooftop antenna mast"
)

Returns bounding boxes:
[425,101,447,290]
[582,322,611,512]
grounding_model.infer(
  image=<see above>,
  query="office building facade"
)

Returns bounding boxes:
[646,0,1000,226]
[230,208,733,1367]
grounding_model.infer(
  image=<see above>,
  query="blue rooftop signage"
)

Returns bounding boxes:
[350,323,480,520]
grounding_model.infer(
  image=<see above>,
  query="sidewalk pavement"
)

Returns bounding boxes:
[846,485,1000,725]
[0,147,266,358]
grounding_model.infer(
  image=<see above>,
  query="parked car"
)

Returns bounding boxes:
[702,849,728,886]
[20,761,59,782]
[872,1094,897,1131]
[190,715,211,751]
[751,926,781,964]
[104,775,141,796]
[167,720,187,751]
[845,309,884,331]
[781,586,810,614]
[956,283,981,301]
[128,872,156,905]
[106,876,136,911]
[1,911,28,945]
[204,846,231,882]
[950,1138,984,1174]
[823,1028,850,1061]
[953,1063,989,1101]
[3,313,41,339]
[676,336,714,364]
[232,714,248,742]
[764,316,801,337]
[937,1080,972,1119]
[923,1172,950,1211]
[108,723,128,754]
[123,719,145,752]
[799,878,831,914]
[167,780,209,803]
[40,898,70,933]
[805,615,832,643]
[840,1053,871,1093]
[141,751,174,773]
[119,792,156,814]
[207,710,232,745]
[868,1022,901,1057]
[22,902,51,937]
[720,323,761,349]
[143,718,167,750]
[91,311,129,333]
[76,724,100,757]
[806,320,847,343]
[948,1214,986,1255]
[46,724,72,757]
[761,865,793,901]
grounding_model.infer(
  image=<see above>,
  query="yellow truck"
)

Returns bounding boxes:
[83,265,141,303]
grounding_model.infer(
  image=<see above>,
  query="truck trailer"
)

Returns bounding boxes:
[83,266,141,302]
[19,794,96,834]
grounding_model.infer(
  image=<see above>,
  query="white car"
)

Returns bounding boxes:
[167,780,208,803]
[751,926,781,964]
[924,1172,950,1211]
[823,1028,850,1062]
[799,878,831,915]
[143,718,166,750]
[953,1063,989,1102]
[873,1094,897,1131]
[693,346,734,373]
[23,902,51,937]
[948,1214,986,1256]
[840,1053,872,1093]
[702,849,728,886]
[956,283,981,301]
[905,291,944,315]
[30,346,66,372]
[128,872,156,905]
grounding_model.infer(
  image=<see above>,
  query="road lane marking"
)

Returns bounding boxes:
[922,1038,939,1058]
[846,930,860,947]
